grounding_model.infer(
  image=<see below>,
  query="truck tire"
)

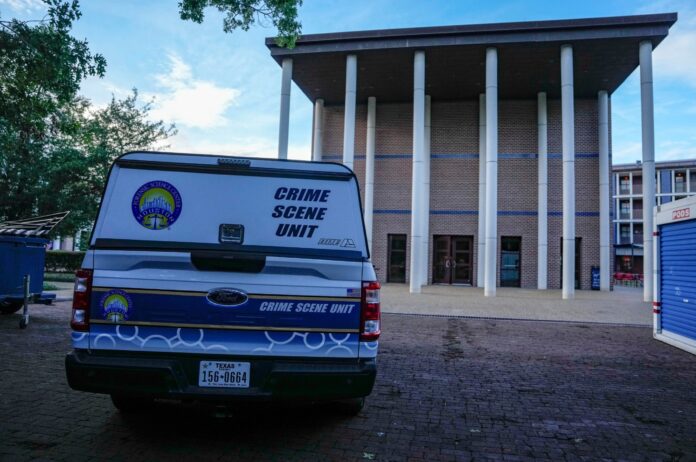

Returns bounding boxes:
[110,394,153,413]
[334,397,365,416]
[0,300,23,315]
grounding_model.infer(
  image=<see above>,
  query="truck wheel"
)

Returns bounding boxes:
[0,300,23,315]
[110,394,153,413]
[334,397,365,416]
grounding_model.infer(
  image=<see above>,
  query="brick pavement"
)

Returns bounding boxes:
[1,302,695,461]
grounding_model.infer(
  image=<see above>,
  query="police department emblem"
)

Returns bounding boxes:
[101,289,132,323]
[131,180,182,230]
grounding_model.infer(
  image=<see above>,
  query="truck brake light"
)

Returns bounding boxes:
[71,269,93,331]
[360,281,381,342]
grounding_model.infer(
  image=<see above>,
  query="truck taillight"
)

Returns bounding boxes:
[360,281,381,342]
[71,269,93,332]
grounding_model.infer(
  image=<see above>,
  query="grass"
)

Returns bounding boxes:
[44,272,75,282]
[43,282,59,291]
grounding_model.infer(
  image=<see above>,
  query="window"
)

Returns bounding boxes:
[691,171,696,193]
[632,199,642,220]
[632,175,642,195]
[659,170,672,204]
[619,200,631,219]
[500,237,521,288]
[620,224,631,244]
[675,171,687,193]
[619,175,631,195]
[633,224,643,245]
[675,170,687,199]
[387,234,407,283]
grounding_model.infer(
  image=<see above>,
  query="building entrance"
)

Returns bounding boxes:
[433,235,473,285]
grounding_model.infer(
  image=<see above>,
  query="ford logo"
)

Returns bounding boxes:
[206,288,248,307]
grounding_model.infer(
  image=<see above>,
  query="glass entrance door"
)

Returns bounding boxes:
[432,235,472,285]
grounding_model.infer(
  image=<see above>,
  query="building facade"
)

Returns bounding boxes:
[267,13,676,300]
[613,159,696,274]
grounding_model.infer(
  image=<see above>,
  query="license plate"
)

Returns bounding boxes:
[198,361,250,388]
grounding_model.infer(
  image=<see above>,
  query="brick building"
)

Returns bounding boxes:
[267,13,676,300]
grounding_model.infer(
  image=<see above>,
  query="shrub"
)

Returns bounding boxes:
[45,251,85,273]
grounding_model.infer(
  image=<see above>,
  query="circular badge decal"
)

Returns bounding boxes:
[132,181,182,230]
[101,289,132,323]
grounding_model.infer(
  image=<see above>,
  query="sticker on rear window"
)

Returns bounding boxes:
[101,289,132,322]
[132,180,182,230]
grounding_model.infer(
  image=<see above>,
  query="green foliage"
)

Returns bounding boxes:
[0,1,176,235]
[44,271,77,282]
[0,0,106,224]
[179,0,302,48]
[40,91,176,233]
[45,250,85,273]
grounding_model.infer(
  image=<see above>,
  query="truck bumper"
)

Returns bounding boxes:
[65,350,376,401]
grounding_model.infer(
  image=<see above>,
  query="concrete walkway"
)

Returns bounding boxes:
[46,281,74,301]
[381,284,652,325]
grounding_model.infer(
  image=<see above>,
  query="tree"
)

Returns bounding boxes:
[40,91,176,235]
[178,0,302,48]
[0,0,106,223]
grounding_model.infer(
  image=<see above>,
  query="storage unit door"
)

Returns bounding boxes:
[660,219,696,342]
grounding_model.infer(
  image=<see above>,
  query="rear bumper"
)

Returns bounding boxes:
[65,349,376,401]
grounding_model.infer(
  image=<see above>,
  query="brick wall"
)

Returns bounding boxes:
[320,98,605,290]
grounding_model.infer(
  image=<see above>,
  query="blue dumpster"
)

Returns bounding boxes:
[0,212,68,315]
[0,235,54,314]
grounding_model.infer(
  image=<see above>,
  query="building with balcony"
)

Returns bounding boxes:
[613,159,696,274]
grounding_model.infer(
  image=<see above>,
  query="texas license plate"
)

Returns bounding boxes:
[198,361,250,388]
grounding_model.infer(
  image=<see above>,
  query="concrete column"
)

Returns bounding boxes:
[278,58,292,160]
[365,96,376,254]
[312,98,324,162]
[409,50,425,294]
[598,91,611,291]
[640,40,656,303]
[421,95,432,287]
[484,48,498,297]
[537,92,548,290]
[561,44,576,300]
[61,236,74,251]
[477,93,487,288]
[343,54,357,170]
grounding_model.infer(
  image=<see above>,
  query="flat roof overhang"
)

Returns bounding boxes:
[266,13,677,104]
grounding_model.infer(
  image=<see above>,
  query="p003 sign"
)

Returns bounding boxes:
[672,208,691,221]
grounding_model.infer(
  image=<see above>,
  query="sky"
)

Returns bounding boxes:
[1,0,695,165]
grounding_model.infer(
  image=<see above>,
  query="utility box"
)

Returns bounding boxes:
[654,195,696,355]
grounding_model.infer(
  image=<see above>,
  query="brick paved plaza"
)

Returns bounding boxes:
[1,302,696,461]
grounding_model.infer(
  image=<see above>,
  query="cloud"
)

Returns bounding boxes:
[636,1,696,86]
[147,53,240,129]
[0,0,44,13]
[166,133,311,161]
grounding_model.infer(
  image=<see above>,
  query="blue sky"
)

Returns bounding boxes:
[2,0,695,164]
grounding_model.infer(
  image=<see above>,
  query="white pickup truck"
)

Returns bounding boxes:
[65,152,380,414]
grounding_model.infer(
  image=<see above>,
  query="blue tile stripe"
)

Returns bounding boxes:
[323,153,599,161]
[374,209,600,217]
[498,211,537,216]
[374,209,411,215]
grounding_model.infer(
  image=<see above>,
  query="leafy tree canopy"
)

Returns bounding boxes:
[179,0,302,48]
[0,1,175,236]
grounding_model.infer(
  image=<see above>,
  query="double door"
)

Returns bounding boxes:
[433,235,473,285]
